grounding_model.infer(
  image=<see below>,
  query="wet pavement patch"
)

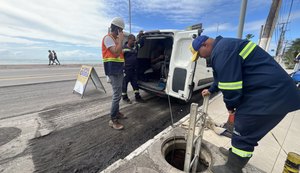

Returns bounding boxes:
[0,127,22,146]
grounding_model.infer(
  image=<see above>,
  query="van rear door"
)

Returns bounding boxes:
[166,31,197,101]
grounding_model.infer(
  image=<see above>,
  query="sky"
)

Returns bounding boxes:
[0,0,300,64]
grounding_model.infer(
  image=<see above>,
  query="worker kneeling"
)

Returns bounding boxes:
[191,35,300,173]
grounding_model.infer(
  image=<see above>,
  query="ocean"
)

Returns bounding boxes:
[0,58,102,65]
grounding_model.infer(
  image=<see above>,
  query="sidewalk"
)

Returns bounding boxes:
[204,94,300,173]
[101,93,300,173]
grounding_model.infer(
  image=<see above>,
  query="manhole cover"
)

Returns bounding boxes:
[0,127,22,146]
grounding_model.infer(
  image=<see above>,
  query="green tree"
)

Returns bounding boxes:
[245,34,254,40]
[283,38,300,68]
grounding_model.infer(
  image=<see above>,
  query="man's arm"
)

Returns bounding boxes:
[216,50,243,110]
[151,52,164,64]
[105,32,124,56]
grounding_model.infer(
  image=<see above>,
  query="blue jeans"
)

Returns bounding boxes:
[108,74,123,120]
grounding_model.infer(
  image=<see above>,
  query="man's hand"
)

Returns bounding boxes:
[201,89,211,97]
[228,110,235,114]
[118,30,124,42]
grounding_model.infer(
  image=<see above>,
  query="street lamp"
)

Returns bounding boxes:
[129,0,131,33]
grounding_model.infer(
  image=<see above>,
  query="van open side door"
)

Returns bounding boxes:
[166,31,197,101]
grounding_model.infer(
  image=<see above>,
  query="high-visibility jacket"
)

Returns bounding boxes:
[122,38,144,71]
[208,36,300,115]
[102,34,124,75]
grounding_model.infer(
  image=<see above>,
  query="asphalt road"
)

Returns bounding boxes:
[0,65,208,173]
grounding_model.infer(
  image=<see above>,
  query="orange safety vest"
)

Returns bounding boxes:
[101,34,124,75]
[102,34,124,62]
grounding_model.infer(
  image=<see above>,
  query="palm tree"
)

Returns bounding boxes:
[245,34,254,40]
[283,38,300,68]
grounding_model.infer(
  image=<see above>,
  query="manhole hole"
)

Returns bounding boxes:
[162,136,211,172]
[0,127,22,146]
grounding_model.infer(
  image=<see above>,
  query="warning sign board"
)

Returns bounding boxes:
[73,65,106,98]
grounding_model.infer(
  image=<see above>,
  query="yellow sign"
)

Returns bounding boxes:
[73,65,106,98]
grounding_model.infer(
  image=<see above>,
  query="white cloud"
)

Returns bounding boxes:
[59,50,98,59]
[204,23,234,33]
[0,0,111,47]
[131,0,222,24]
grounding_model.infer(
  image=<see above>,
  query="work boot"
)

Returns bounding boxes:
[135,95,146,103]
[211,150,250,173]
[219,147,230,157]
[122,98,132,104]
[109,119,124,130]
[116,112,127,119]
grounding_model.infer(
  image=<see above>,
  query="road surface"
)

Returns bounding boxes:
[0,65,208,173]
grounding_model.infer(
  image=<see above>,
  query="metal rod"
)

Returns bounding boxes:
[192,96,209,173]
[184,103,198,172]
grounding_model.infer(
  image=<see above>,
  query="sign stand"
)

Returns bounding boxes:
[73,65,106,98]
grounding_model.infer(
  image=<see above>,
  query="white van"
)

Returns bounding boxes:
[135,26,213,102]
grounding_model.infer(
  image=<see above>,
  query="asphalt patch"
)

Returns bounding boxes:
[29,92,210,173]
[0,127,21,146]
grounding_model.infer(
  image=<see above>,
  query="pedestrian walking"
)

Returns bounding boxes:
[52,50,61,65]
[190,35,300,173]
[48,50,54,65]
[101,17,126,130]
[122,34,145,104]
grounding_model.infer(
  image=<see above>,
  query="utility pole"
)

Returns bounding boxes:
[275,0,293,63]
[275,24,285,62]
[275,24,285,57]
[129,0,131,33]
[237,0,247,39]
[259,0,282,51]
[258,25,264,45]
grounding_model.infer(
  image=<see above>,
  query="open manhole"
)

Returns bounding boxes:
[162,136,211,172]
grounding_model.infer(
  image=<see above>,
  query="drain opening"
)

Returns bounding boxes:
[162,137,210,172]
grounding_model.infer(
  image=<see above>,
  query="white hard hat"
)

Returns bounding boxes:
[111,17,125,29]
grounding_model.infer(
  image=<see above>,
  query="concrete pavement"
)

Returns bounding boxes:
[204,94,300,173]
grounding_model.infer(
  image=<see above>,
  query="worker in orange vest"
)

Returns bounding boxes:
[102,17,127,130]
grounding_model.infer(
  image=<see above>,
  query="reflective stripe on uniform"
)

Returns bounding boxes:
[122,48,131,52]
[218,81,243,90]
[134,90,139,93]
[232,147,253,158]
[103,57,124,62]
[239,41,256,60]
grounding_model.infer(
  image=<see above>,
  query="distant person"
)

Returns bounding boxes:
[52,50,61,65]
[102,17,126,130]
[122,34,145,104]
[137,30,144,42]
[48,50,54,65]
[150,43,165,73]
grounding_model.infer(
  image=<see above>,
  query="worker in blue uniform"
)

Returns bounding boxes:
[122,34,145,103]
[190,35,300,173]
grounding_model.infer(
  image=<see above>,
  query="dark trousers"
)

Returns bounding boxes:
[122,69,140,98]
[53,58,60,65]
[232,113,286,152]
